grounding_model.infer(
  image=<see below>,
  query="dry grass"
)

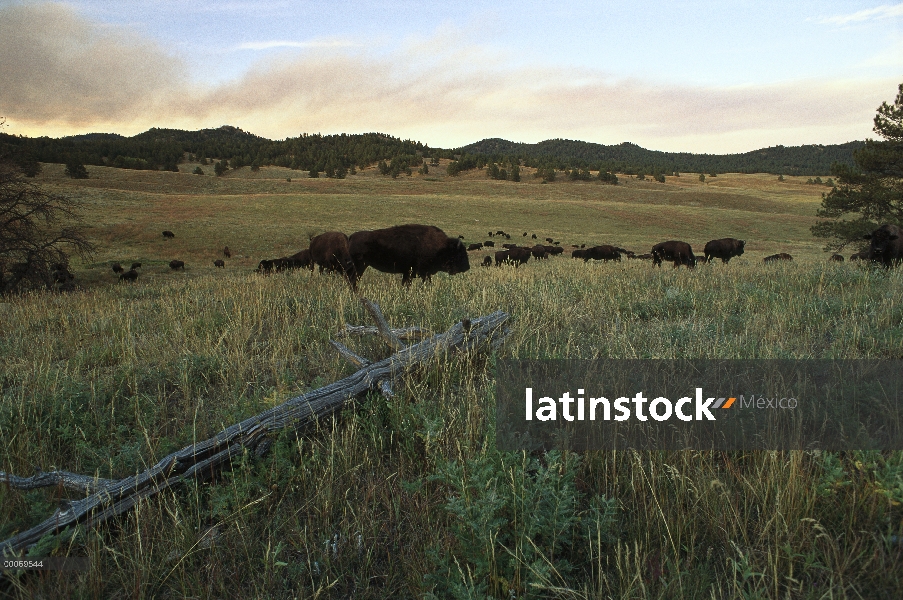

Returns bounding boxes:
[0,165,900,598]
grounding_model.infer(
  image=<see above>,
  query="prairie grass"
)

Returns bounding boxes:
[1,166,901,598]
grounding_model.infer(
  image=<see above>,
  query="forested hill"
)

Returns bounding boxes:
[458,138,865,176]
[1,125,862,176]
[0,126,426,173]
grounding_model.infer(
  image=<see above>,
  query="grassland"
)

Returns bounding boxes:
[1,164,901,598]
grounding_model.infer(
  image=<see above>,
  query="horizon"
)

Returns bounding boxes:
[1,1,901,154]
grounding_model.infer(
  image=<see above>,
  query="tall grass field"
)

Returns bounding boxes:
[1,163,901,598]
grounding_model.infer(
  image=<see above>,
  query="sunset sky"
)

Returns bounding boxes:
[1,0,901,153]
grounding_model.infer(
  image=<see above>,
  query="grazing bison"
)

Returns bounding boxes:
[495,247,531,267]
[704,238,745,264]
[502,243,518,249]
[864,223,903,267]
[162,230,175,238]
[544,245,564,255]
[546,237,554,243]
[481,255,492,267]
[349,224,470,286]
[763,253,793,263]
[256,259,274,273]
[496,230,506,236]
[829,254,844,263]
[169,260,185,270]
[223,246,231,258]
[310,232,358,289]
[652,241,696,268]
[119,269,138,282]
[214,259,225,268]
[523,232,528,237]
[289,248,314,270]
[531,234,537,239]
[583,245,622,262]
[531,245,549,259]
[111,263,124,274]
[483,240,495,247]
[467,243,483,251]
[572,249,587,259]
[130,262,142,270]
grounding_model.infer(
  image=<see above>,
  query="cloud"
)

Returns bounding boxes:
[1,4,891,153]
[815,3,903,26]
[0,2,189,127]
[236,39,358,51]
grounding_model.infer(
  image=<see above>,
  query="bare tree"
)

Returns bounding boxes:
[0,149,94,294]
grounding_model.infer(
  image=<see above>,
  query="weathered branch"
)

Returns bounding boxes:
[0,470,114,494]
[360,297,405,351]
[336,325,430,340]
[1,300,509,555]
[329,340,371,367]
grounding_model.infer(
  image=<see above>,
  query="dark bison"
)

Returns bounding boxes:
[864,224,903,267]
[481,255,492,267]
[763,253,793,263]
[636,253,654,260]
[130,262,142,270]
[523,232,528,237]
[829,254,844,263]
[697,256,709,264]
[488,231,494,237]
[495,247,531,267]
[162,230,175,238]
[256,259,274,273]
[571,249,586,259]
[169,260,185,270]
[214,259,225,268]
[111,263,124,274]
[582,245,622,262]
[531,245,549,259]
[483,240,495,247]
[310,232,358,289]
[544,245,564,255]
[349,224,470,286]
[289,249,314,270]
[545,237,554,243]
[531,234,537,239]
[119,269,138,282]
[704,238,745,264]
[467,243,483,251]
[849,250,870,261]
[223,246,231,258]
[502,243,518,249]
[652,241,696,268]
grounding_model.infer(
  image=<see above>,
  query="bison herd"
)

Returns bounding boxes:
[105,223,900,289]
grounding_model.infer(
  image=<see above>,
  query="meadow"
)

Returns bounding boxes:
[1,163,901,598]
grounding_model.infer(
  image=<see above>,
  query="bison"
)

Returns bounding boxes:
[119,269,138,282]
[289,249,314,270]
[483,240,495,247]
[571,249,587,259]
[704,238,745,264]
[763,253,793,263]
[531,245,549,259]
[544,245,564,255]
[829,254,844,263]
[349,224,470,286]
[635,253,654,260]
[256,259,274,273]
[223,246,231,258]
[467,243,483,251]
[652,241,696,268]
[531,234,537,239]
[162,230,175,238]
[582,245,622,262]
[502,243,518,249]
[111,263,124,274]
[169,260,185,270]
[214,259,225,268]
[864,223,903,267]
[310,232,358,289]
[481,255,492,267]
[849,250,870,261]
[495,247,531,267]
[130,262,142,270]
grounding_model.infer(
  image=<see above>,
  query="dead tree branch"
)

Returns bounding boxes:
[1,299,508,555]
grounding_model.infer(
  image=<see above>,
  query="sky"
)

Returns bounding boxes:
[0,0,901,153]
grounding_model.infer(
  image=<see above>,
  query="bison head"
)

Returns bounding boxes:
[865,224,900,255]
[441,238,470,274]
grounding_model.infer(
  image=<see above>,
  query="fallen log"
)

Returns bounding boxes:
[1,298,509,555]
